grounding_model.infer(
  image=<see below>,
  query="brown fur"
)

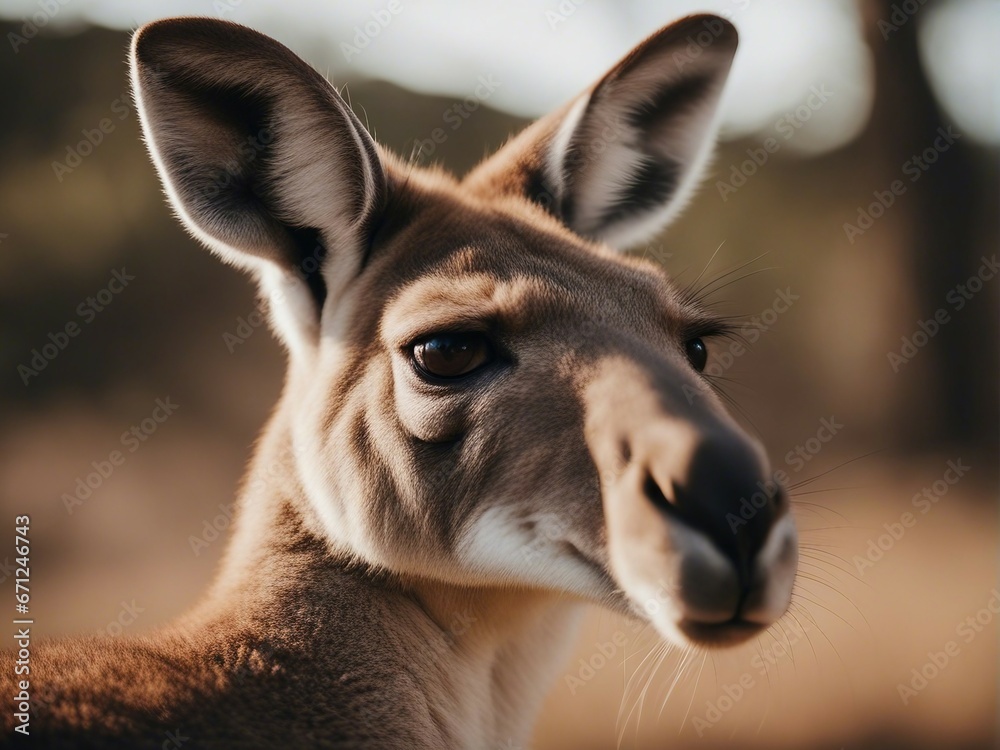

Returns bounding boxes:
[2,14,797,748]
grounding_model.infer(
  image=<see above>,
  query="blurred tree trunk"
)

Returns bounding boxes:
[861,0,997,453]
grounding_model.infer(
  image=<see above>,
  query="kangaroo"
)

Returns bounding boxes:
[5,14,797,748]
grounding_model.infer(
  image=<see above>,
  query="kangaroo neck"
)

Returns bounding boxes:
[184,404,583,749]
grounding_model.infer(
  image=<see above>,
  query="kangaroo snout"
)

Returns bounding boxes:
[586,362,797,647]
[646,431,783,588]
[651,431,793,632]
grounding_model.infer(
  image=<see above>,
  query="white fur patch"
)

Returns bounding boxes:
[744,513,798,624]
[456,505,611,599]
[545,95,589,201]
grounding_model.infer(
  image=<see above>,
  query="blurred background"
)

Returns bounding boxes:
[0,0,996,747]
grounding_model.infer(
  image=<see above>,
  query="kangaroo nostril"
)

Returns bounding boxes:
[618,439,632,465]
[641,431,782,584]
[642,472,675,514]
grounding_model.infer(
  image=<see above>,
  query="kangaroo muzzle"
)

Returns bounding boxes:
[584,356,798,647]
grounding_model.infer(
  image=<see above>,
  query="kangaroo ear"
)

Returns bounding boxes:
[465,14,737,250]
[131,17,385,355]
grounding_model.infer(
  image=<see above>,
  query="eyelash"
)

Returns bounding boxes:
[683,323,733,342]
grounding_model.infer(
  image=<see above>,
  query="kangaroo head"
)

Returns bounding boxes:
[131,14,796,648]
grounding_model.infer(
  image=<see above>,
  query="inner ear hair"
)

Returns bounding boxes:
[131,17,387,346]
[463,14,738,250]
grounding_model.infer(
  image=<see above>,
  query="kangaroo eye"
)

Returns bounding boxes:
[684,338,708,372]
[412,333,493,380]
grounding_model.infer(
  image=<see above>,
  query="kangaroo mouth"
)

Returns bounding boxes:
[677,616,766,647]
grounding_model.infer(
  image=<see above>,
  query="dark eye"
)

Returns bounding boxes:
[412,332,493,380]
[684,338,708,372]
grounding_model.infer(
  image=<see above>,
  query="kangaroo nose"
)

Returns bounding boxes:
[582,357,797,642]
[644,431,782,587]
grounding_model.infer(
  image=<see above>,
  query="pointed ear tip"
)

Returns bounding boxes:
[662,13,739,50]
[131,17,197,64]
[131,16,249,64]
